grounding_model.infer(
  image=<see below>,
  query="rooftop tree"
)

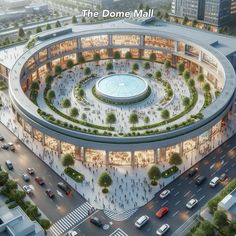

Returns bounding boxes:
[129,113,139,127]
[106,112,116,127]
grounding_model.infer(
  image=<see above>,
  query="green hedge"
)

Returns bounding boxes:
[203,92,212,108]
[64,167,84,183]
[208,178,236,214]
[161,166,179,178]
[8,203,18,209]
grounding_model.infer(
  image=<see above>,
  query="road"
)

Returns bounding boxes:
[0,122,86,224]
[75,135,236,236]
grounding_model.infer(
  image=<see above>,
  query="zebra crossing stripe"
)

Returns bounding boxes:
[109,228,128,236]
[50,202,92,236]
[104,208,138,221]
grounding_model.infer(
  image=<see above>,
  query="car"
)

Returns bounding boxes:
[159,189,170,199]
[156,207,169,218]
[195,175,206,185]
[67,231,78,236]
[135,215,149,228]
[27,168,35,175]
[0,136,4,141]
[35,176,45,185]
[2,144,9,150]
[22,174,30,182]
[186,198,198,209]
[188,168,198,177]
[23,185,32,194]
[8,143,15,151]
[45,189,54,198]
[156,224,170,235]
[57,182,72,195]
[5,160,13,170]
[90,216,103,227]
[209,176,220,187]
[220,173,228,182]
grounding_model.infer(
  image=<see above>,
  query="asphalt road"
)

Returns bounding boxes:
[75,135,236,236]
[0,122,86,223]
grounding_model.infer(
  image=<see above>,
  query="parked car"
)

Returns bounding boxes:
[156,207,169,218]
[35,176,45,185]
[195,176,206,185]
[67,231,78,236]
[22,174,30,182]
[188,168,198,177]
[90,217,103,227]
[45,189,54,198]
[209,177,220,187]
[2,144,9,150]
[159,189,170,199]
[135,215,149,228]
[23,185,32,194]
[27,168,35,175]
[57,182,72,195]
[0,135,4,141]
[186,198,198,209]
[156,224,170,235]
[8,143,15,151]
[5,160,13,170]
[219,173,228,182]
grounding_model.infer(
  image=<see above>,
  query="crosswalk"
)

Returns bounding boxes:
[109,228,128,236]
[50,202,92,236]
[104,208,138,221]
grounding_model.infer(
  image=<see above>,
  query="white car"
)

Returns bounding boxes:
[159,189,170,199]
[186,198,198,209]
[67,231,78,236]
[156,224,170,235]
[209,177,220,187]
[23,185,32,194]
[135,215,149,228]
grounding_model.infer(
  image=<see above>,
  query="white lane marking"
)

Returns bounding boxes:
[175,200,181,206]
[199,195,206,202]
[188,180,193,184]
[225,169,229,173]
[177,182,182,186]
[56,190,64,197]
[171,188,175,191]
[197,188,202,193]
[161,201,168,207]
[213,156,216,160]
[172,211,179,217]
[211,171,217,177]
[210,164,215,169]
[232,163,236,167]
[184,191,191,197]
[174,192,180,196]
[220,155,225,160]
[223,161,229,166]
[190,194,195,199]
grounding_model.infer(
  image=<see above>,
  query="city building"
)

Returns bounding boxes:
[0,205,44,236]
[218,188,236,221]
[25,3,49,14]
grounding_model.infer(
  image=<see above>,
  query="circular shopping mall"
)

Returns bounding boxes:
[8,24,236,167]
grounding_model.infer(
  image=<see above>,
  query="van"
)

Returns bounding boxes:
[135,215,149,228]
[209,177,220,187]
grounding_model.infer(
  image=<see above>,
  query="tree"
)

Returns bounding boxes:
[82,17,86,23]
[155,71,162,80]
[61,153,75,167]
[193,229,205,236]
[125,51,132,60]
[98,172,112,193]
[81,113,87,120]
[182,97,190,107]
[18,27,25,38]
[45,75,53,85]
[30,80,40,91]
[39,219,51,231]
[188,78,195,87]
[55,20,61,28]
[129,113,139,127]
[26,205,39,220]
[84,67,91,76]
[106,62,113,71]
[149,52,156,69]
[139,3,144,9]
[203,82,211,93]
[169,152,182,166]
[77,88,85,98]
[13,190,26,204]
[199,221,215,236]
[72,15,78,24]
[183,16,188,25]
[144,62,151,70]
[183,69,190,80]
[36,26,42,33]
[144,116,150,124]
[5,180,17,192]
[66,59,74,69]
[228,220,236,235]
[70,107,78,117]
[61,98,71,109]
[192,19,197,27]
[197,73,204,84]
[213,210,228,228]
[46,23,51,30]
[161,109,170,120]
[113,51,121,60]
[132,63,139,72]
[177,62,185,75]
[164,60,171,70]
[148,165,161,185]
[106,112,116,127]
[0,171,9,186]
[93,52,101,65]
[46,89,56,101]
[78,55,85,68]
[55,64,62,75]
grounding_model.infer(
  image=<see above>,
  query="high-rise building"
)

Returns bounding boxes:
[170,0,233,26]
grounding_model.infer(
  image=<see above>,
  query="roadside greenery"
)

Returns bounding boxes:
[161,166,179,178]
[64,167,84,183]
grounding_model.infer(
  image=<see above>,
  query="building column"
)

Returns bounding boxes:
[131,151,135,168]
[154,149,158,164]
[82,147,86,162]
[57,140,61,157]
[160,148,166,162]
[194,136,199,150]
[31,127,34,139]
[42,134,45,146]
[179,143,183,157]
[105,151,109,167]
[75,146,82,161]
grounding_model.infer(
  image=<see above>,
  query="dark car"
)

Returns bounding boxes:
[90,217,103,227]
[45,189,54,198]
[0,136,4,141]
[5,160,13,170]
[219,173,228,182]
[35,176,45,185]
[188,168,198,177]
[2,144,9,150]
[195,176,206,185]
[57,182,72,195]
[27,168,35,175]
